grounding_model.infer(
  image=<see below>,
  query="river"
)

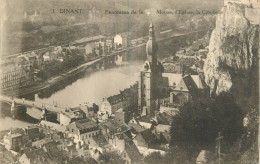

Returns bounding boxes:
[34,61,143,108]
[0,61,144,131]
[0,30,207,131]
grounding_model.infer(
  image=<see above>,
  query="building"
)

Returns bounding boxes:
[88,133,109,152]
[84,43,96,55]
[39,120,66,133]
[114,108,126,124]
[109,133,143,164]
[58,107,85,126]
[169,74,210,106]
[99,119,127,140]
[131,37,145,46]
[133,129,165,156]
[128,117,146,133]
[19,148,53,164]
[114,34,123,47]
[3,131,23,152]
[24,126,43,141]
[138,23,167,116]
[66,119,100,145]
[100,94,130,117]
[153,113,172,133]
[106,37,114,49]
[0,64,34,90]
[122,32,131,48]
[162,59,182,73]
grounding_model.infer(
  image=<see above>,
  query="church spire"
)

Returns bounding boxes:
[146,23,158,63]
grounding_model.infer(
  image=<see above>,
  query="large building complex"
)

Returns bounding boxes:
[0,64,34,90]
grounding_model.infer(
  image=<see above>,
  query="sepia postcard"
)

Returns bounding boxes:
[0,0,259,163]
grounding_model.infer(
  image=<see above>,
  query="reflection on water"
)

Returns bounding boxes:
[35,62,143,108]
[0,102,39,131]
[0,117,33,131]
[0,62,143,130]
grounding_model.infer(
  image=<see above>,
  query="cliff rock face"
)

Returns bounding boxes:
[204,3,259,96]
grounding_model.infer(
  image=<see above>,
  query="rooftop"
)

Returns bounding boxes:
[74,119,97,131]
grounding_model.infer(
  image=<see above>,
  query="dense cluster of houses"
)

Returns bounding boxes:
[0,96,173,164]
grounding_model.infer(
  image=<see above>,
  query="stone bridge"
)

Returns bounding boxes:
[0,95,66,113]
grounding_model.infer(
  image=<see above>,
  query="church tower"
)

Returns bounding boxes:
[138,23,164,116]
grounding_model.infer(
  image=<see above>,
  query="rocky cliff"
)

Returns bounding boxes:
[203,3,259,100]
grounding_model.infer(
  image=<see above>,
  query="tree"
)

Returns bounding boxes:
[170,92,244,160]
[144,149,190,164]
[170,102,216,159]
[99,151,125,164]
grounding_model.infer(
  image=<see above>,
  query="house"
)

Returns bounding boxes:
[43,52,51,62]
[128,117,146,133]
[32,138,52,148]
[114,108,126,124]
[56,138,77,158]
[136,116,155,130]
[100,83,138,122]
[84,43,96,55]
[99,119,127,140]
[24,126,44,141]
[106,37,114,49]
[123,138,143,164]
[109,133,143,164]
[133,129,166,156]
[66,119,99,145]
[121,32,131,48]
[114,34,123,47]
[133,130,159,149]
[3,131,23,152]
[43,142,66,162]
[58,107,85,126]
[162,60,182,73]
[78,102,96,118]
[99,98,112,116]
[39,120,66,133]
[89,133,109,152]
[19,148,53,164]
[100,94,130,117]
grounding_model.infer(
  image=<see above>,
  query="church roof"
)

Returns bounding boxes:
[175,75,198,98]
[162,73,208,89]
[162,73,182,87]
[191,75,208,89]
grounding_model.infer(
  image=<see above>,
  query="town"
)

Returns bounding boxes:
[0,22,214,163]
[0,0,259,163]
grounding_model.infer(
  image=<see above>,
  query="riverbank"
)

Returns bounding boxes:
[1,29,209,98]
[1,57,105,97]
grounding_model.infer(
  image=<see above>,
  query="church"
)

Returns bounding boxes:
[138,23,210,116]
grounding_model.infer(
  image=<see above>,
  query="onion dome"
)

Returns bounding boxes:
[146,23,158,57]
